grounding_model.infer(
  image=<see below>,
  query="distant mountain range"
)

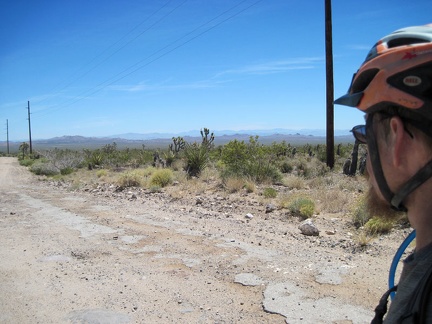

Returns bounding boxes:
[1,129,354,152]
[109,128,351,140]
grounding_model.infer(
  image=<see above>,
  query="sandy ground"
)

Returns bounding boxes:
[0,157,413,324]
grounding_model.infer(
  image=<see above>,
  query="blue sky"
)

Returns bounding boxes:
[1,1,431,141]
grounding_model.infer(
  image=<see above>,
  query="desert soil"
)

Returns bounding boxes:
[0,157,413,324]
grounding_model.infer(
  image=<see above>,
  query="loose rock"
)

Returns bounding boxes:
[298,219,320,236]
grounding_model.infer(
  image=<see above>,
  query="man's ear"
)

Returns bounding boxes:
[390,116,408,168]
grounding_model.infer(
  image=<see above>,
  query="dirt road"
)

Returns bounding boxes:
[0,157,409,323]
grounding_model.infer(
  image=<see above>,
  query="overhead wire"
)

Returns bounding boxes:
[32,0,180,108]
[34,0,263,119]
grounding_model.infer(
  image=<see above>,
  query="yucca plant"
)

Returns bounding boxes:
[183,142,209,177]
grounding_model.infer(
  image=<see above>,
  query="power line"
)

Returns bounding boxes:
[34,0,263,119]
[32,0,178,107]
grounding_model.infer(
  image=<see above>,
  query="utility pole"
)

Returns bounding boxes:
[325,0,334,169]
[27,100,33,154]
[6,119,9,155]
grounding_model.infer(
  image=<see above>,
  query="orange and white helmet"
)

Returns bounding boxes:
[335,24,432,122]
[336,24,432,212]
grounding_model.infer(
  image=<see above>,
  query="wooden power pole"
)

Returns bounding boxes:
[6,119,9,155]
[325,0,334,169]
[27,101,33,154]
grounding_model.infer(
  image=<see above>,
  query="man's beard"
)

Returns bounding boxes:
[365,185,404,221]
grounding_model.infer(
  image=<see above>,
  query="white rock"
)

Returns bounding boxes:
[245,213,254,219]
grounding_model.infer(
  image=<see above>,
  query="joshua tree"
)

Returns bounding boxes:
[19,142,29,159]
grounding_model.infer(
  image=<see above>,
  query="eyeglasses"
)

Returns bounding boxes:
[350,114,415,145]
[351,125,367,144]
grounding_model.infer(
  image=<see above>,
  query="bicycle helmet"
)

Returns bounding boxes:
[335,24,432,211]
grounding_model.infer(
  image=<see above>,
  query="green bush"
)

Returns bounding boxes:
[149,169,173,188]
[364,216,395,234]
[19,158,35,167]
[288,197,315,219]
[60,167,74,175]
[280,161,293,173]
[96,169,108,178]
[220,137,282,184]
[117,171,142,187]
[263,187,278,198]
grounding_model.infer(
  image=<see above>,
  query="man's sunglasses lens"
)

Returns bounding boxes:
[351,125,367,144]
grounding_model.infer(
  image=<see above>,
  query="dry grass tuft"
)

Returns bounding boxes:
[224,177,244,193]
[283,174,306,190]
[312,188,354,214]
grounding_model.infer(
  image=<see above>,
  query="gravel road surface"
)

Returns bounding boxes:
[0,157,410,323]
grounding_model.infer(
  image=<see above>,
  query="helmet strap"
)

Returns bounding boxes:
[365,114,407,212]
[391,159,432,210]
[366,114,432,212]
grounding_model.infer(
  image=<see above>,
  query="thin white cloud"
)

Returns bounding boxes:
[109,79,224,92]
[109,58,323,93]
[215,57,323,78]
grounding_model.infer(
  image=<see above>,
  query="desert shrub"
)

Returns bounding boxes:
[283,174,305,190]
[224,177,244,193]
[30,160,59,176]
[263,187,278,198]
[354,230,374,247]
[117,170,143,187]
[19,158,35,167]
[60,167,74,175]
[364,217,395,234]
[149,169,173,188]
[149,185,162,193]
[87,151,104,168]
[96,169,108,178]
[220,140,247,177]
[288,196,315,219]
[220,136,282,184]
[41,148,84,172]
[313,188,352,213]
[244,180,256,193]
[249,162,282,184]
[199,164,219,183]
[280,161,294,173]
[350,196,372,228]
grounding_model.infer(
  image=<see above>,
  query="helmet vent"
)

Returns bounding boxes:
[387,37,429,48]
[352,68,379,93]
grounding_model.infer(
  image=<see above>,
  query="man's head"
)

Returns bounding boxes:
[335,24,432,212]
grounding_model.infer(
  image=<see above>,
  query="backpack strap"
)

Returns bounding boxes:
[371,261,432,324]
[371,285,398,324]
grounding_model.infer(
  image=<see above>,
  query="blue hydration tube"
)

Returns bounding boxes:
[388,229,416,300]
